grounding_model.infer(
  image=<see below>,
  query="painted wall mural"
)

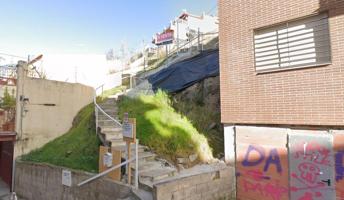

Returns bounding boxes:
[235,128,344,200]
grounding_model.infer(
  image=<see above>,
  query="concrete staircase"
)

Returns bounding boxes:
[97,96,178,200]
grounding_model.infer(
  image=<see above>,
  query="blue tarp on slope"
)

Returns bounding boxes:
[148,49,219,93]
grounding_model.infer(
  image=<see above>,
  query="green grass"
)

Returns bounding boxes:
[101,85,126,99]
[173,99,223,157]
[118,90,213,163]
[21,103,101,173]
[136,57,167,75]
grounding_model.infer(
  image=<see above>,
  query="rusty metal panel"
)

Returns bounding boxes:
[288,130,335,200]
[0,141,14,189]
[236,126,289,200]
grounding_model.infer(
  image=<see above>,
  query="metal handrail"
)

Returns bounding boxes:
[167,31,219,57]
[94,85,122,134]
[90,85,139,189]
[78,139,140,189]
[78,157,135,186]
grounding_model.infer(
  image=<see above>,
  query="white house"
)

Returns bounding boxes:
[170,10,218,42]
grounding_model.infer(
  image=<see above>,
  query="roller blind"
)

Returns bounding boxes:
[254,13,331,72]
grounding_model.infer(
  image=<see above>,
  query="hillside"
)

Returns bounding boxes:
[118,90,214,164]
[21,103,101,173]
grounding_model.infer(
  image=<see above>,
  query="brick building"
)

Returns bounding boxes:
[219,0,344,199]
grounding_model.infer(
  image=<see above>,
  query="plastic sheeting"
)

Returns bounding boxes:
[148,49,219,93]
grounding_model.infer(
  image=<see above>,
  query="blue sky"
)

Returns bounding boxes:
[0,0,217,57]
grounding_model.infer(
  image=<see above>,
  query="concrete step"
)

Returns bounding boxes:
[98,120,120,126]
[138,179,154,193]
[98,101,115,105]
[100,107,118,112]
[112,145,147,154]
[99,125,122,131]
[132,189,153,200]
[139,167,176,182]
[98,100,116,105]
[101,127,122,132]
[103,130,122,136]
[110,140,127,147]
[131,161,163,174]
[99,105,117,110]
[110,142,148,152]
[98,110,118,116]
[97,115,119,120]
[123,152,156,162]
[102,130,122,136]
[105,134,123,141]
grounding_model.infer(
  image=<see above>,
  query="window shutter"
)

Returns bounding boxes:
[254,13,331,72]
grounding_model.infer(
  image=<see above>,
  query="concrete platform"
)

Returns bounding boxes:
[0,178,10,200]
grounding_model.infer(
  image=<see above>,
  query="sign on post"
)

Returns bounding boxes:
[123,113,136,143]
[103,152,113,168]
[99,146,121,181]
[62,170,72,187]
[122,113,136,185]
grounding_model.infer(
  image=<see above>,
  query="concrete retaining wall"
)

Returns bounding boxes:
[15,62,94,157]
[14,161,134,200]
[153,164,235,200]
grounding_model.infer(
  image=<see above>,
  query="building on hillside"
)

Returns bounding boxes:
[219,0,344,199]
[169,10,218,42]
[153,10,218,54]
[0,78,16,99]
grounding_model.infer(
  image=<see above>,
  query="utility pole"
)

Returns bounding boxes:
[142,39,146,75]
[176,18,179,55]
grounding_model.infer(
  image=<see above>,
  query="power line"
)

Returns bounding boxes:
[206,4,218,15]
[0,52,26,59]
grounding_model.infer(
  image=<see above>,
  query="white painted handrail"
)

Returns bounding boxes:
[94,84,122,136]
[78,139,140,189]
[91,85,139,189]
[77,157,135,187]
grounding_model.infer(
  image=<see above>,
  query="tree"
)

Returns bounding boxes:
[2,87,15,109]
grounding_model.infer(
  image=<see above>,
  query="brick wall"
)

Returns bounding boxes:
[153,164,235,200]
[219,0,344,126]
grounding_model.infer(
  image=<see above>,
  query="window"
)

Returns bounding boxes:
[254,13,331,73]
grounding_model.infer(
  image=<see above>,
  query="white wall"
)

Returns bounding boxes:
[170,14,218,41]
[15,63,94,156]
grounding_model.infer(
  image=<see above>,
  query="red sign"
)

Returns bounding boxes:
[156,30,174,45]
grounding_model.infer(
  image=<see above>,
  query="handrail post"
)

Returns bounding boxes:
[135,139,139,189]
[95,107,98,135]
[197,28,201,52]
[77,157,135,187]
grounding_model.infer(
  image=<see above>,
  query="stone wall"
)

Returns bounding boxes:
[153,164,235,200]
[14,161,134,200]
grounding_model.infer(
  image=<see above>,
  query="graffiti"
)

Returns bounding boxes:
[290,140,334,200]
[242,145,282,173]
[242,145,265,167]
[240,170,288,200]
[335,150,344,200]
[336,150,344,182]
[294,141,331,166]
[238,144,288,200]
[298,192,321,200]
[297,162,321,184]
